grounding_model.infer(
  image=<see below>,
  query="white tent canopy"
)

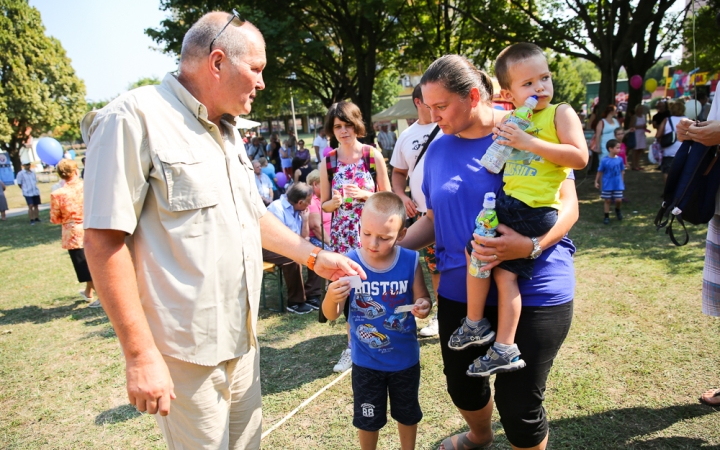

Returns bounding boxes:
[234,117,261,129]
[371,97,417,122]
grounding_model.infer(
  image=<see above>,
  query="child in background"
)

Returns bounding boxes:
[280,139,294,179]
[595,139,625,225]
[448,42,588,377]
[613,127,627,166]
[322,192,432,450]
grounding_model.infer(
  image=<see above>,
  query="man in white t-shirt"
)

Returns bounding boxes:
[389,84,443,337]
[312,128,328,164]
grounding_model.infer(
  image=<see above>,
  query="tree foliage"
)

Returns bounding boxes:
[0,0,86,171]
[128,76,161,90]
[549,55,600,109]
[459,0,687,117]
[680,0,720,73]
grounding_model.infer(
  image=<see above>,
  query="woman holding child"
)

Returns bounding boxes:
[402,50,581,450]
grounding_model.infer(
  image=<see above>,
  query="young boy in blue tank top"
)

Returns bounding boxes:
[448,43,588,376]
[322,192,432,450]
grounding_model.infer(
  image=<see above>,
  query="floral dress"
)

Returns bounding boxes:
[331,158,375,254]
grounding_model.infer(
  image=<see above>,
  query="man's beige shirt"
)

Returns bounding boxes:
[81,73,266,366]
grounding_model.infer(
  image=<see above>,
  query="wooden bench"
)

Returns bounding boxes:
[261,261,285,312]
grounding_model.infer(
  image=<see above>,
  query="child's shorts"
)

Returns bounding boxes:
[600,190,624,200]
[352,363,422,431]
[466,193,557,279]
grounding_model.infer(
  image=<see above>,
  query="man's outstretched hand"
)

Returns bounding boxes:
[313,251,367,281]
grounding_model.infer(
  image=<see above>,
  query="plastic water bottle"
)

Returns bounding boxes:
[468,192,499,278]
[480,95,539,174]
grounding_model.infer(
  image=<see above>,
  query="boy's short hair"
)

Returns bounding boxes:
[364,192,406,230]
[494,43,546,90]
[606,139,619,150]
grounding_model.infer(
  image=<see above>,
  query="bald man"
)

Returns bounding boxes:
[81,12,364,449]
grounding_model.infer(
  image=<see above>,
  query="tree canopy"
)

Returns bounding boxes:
[0,0,87,172]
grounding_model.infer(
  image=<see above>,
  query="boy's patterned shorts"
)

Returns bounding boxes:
[600,190,624,200]
[352,363,422,431]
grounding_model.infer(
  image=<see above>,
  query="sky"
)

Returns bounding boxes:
[29,0,179,102]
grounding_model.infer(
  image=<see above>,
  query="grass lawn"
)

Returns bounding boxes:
[1,161,718,449]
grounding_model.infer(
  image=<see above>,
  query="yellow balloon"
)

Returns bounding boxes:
[645,78,658,93]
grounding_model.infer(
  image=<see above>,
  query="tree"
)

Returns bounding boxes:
[372,70,402,115]
[549,55,600,109]
[147,0,409,141]
[0,0,87,172]
[128,76,161,90]
[679,0,720,73]
[456,0,687,118]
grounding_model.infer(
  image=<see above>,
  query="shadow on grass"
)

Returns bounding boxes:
[430,403,718,449]
[572,167,707,276]
[260,334,346,396]
[95,404,141,425]
[0,210,60,252]
[0,296,105,325]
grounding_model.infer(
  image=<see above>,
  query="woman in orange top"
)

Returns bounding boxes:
[50,159,99,307]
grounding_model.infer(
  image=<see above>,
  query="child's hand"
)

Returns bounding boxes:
[326,279,351,303]
[494,121,534,152]
[594,181,600,189]
[411,298,432,319]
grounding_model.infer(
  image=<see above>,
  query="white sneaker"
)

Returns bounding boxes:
[418,314,439,337]
[333,348,352,373]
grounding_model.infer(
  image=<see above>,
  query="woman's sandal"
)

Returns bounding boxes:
[699,388,720,407]
[438,431,494,450]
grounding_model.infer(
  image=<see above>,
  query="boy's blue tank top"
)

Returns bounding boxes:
[346,247,420,372]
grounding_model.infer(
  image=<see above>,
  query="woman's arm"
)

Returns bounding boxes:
[373,147,391,193]
[50,193,63,224]
[656,118,668,139]
[320,157,340,213]
[294,169,301,184]
[400,210,436,251]
[594,119,604,152]
[471,178,579,270]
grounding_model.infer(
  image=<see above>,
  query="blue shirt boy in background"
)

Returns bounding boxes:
[595,138,626,225]
[322,191,432,450]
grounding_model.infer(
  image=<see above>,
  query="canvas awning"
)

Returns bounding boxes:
[234,117,261,129]
[372,97,417,122]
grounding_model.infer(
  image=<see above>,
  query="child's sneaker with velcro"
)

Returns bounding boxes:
[467,344,526,377]
[448,317,495,350]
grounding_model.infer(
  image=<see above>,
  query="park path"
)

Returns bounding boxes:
[5,203,50,219]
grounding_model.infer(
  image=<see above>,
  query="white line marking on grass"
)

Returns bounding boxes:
[261,368,352,440]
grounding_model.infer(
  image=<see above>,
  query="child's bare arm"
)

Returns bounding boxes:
[595,171,601,190]
[322,279,350,321]
[411,263,431,319]
[495,104,588,169]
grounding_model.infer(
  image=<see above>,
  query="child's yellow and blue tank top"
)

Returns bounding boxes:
[502,103,570,210]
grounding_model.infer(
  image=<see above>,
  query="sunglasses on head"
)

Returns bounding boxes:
[209,9,246,52]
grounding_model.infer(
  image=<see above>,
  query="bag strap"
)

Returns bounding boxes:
[414,125,441,167]
[667,215,690,246]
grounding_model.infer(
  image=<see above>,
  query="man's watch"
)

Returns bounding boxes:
[528,237,542,259]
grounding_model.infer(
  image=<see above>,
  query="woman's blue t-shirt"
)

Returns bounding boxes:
[346,248,420,372]
[421,133,576,307]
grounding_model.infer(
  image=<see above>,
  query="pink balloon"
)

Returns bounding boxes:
[275,172,288,188]
[322,146,333,157]
[630,75,643,90]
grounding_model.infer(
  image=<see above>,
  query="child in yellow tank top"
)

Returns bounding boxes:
[447,43,588,377]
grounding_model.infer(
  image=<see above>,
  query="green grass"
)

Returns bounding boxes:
[1,162,719,449]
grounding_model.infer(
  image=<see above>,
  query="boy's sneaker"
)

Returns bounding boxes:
[616,210,623,220]
[287,303,313,314]
[603,217,610,225]
[448,317,495,350]
[467,344,526,377]
[418,313,439,337]
[88,300,102,308]
[333,348,352,372]
[305,297,321,310]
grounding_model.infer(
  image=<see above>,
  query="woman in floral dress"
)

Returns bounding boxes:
[319,101,390,372]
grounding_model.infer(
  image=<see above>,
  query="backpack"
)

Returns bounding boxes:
[325,145,377,185]
[654,139,720,246]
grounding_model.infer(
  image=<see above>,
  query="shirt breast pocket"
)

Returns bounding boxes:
[156,148,220,212]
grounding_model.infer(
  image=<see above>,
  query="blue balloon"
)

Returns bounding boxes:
[36,137,64,166]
